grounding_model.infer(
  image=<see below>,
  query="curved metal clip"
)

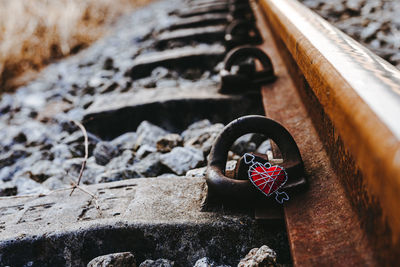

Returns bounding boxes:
[205,115,307,206]
[225,20,262,49]
[219,46,277,94]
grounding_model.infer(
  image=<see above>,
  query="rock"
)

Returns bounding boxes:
[0,181,18,196]
[93,142,119,166]
[182,120,224,155]
[238,245,279,267]
[157,173,180,178]
[185,167,207,178]
[256,140,272,154]
[132,153,163,177]
[136,144,157,159]
[63,131,101,157]
[231,134,258,156]
[193,257,216,267]
[87,252,136,267]
[53,114,80,133]
[139,259,174,267]
[225,160,237,173]
[160,147,204,175]
[80,160,107,185]
[156,133,183,152]
[102,57,115,71]
[0,149,30,168]
[360,22,381,40]
[50,143,73,162]
[42,174,71,190]
[182,120,212,134]
[135,121,169,149]
[28,160,61,183]
[62,158,87,177]
[0,165,21,182]
[21,121,52,146]
[96,168,141,183]
[107,150,135,170]
[13,176,50,196]
[111,132,138,150]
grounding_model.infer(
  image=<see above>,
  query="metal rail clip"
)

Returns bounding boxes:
[205,115,307,207]
[225,20,262,49]
[219,46,276,93]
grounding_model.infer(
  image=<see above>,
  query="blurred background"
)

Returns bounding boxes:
[0,0,399,93]
[0,0,150,92]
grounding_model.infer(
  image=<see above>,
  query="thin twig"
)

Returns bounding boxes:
[67,175,100,210]
[70,120,89,196]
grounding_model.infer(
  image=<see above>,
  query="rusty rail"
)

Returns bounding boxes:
[252,0,400,265]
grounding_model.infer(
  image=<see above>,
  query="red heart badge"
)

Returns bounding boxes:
[244,153,289,204]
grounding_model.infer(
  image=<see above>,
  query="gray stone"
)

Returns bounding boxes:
[182,121,223,155]
[181,120,211,137]
[81,161,107,185]
[231,134,257,156]
[238,245,278,267]
[133,153,163,177]
[160,146,204,175]
[62,158,87,177]
[63,131,101,158]
[50,143,73,161]
[20,121,50,145]
[156,173,180,178]
[135,121,169,149]
[0,149,30,169]
[225,160,237,173]
[111,132,138,150]
[13,176,50,196]
[0,180,18,196]
[87,252,136,267]
[42,174,71,190]
[28,160,62,183]
[156,133,183,153]
[139,259,174,267]
[256,140,272,154]
[185,167,207,178]
[136,145,157,159]
[107,150,135,170]
[95,168,141,183]
[194,257,216,267]
[194,257,230,267]
[94,142,119,166]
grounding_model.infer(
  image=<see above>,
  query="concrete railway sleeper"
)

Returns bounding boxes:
[0,0,399,266]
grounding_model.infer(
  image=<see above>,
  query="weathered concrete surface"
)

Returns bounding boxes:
[83,88,264,140]
[126,44,225,79]
[166,13,228,31]
[155,25,226,48]
[0,177,289,267]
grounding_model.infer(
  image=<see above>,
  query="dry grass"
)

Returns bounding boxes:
[0,0,151,92]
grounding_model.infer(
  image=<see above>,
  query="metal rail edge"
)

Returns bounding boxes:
[256,0,400,265]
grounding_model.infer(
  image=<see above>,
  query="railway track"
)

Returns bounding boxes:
[0,0,399,266]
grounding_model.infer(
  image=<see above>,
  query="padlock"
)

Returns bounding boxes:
[205,115,307,207]
[219,46,276,94]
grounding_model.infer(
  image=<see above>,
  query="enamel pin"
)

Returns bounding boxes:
[244,153,289,204]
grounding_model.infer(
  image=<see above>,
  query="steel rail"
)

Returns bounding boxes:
[252,0,400,265]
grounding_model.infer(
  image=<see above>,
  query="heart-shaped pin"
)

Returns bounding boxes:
[248,163,287,195]
[244,153,289,203]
